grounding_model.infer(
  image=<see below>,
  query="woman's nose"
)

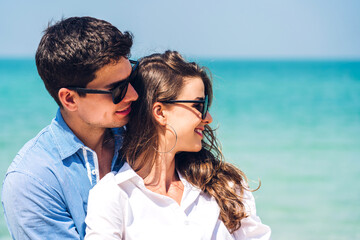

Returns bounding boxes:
[202,111,213,124]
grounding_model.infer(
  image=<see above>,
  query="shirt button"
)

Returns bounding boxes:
[91,170,97,175]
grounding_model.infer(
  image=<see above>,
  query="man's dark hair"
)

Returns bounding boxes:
[35,16,133,106]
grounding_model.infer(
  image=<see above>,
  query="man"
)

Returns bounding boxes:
[1,16,138,239]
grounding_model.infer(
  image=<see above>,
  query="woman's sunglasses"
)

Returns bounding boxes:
[160,95,209,119]
[66,60,139,104]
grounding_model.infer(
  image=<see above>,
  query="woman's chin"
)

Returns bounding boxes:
[192,145,203,152]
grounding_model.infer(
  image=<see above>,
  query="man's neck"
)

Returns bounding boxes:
[61,109,114,178]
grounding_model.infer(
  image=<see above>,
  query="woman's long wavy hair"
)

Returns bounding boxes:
[121,50,251,233]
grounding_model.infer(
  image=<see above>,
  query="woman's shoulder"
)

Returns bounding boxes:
[235,188,272,239]
[92,171,118,191]
[89,162,140,201]
[85,173,126,239]
[88,172,123,202]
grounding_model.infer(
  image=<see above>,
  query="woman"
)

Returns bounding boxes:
[85,51,271,239]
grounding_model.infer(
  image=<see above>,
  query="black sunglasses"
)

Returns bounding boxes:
[160,95,209,119]
[67,60,139,104]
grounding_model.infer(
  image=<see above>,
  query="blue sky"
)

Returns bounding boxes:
[1,0,360,59]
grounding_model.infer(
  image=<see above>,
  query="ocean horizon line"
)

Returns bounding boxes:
[1,56,360,63]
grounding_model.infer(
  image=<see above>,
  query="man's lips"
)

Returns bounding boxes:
[116,106,131,115]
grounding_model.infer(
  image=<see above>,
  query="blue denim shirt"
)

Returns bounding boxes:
[1,109,124,240]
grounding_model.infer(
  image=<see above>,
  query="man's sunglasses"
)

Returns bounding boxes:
[160,95,209,119]
[67,60,139,104]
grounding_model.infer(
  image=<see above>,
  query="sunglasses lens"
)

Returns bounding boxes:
[112,83,128,104]
[202,95,209,119]
[112,60,138,104]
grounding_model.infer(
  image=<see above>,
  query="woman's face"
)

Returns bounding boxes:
[165,77,213,153]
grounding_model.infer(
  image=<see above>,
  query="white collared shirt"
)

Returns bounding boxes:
[85,162,271,240]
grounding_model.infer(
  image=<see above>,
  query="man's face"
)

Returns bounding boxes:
[75,57,138,129]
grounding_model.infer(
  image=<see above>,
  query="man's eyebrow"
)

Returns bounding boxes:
[104,78,128,89]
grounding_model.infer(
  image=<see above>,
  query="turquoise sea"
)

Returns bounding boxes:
[0,59,359,239]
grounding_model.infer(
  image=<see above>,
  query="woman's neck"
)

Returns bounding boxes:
[136,152,184,205]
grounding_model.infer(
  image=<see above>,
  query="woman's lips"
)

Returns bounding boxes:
[194,128,203,137]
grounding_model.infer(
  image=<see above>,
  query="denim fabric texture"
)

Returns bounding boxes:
[1,109,124,240]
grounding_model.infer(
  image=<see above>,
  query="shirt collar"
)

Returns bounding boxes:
[115,162,141,184]
[50,108,124,161]
[177,170,202,209]
[115,162,202,197]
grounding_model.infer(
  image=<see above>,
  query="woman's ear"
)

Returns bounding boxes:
[58,88,78,112]
[152,102,167,126]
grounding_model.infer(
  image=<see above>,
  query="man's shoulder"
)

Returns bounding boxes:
[2,119,83,198]
[7,124,60,173]
[7,110,85,176]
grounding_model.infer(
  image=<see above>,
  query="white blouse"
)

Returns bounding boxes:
[85,162,271,240]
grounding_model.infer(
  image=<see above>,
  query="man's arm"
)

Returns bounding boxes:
[2,171,81,240]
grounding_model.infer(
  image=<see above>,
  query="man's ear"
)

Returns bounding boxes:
[152,102,167,126]
[58,88,78,111]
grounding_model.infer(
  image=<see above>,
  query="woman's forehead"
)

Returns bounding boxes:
[179,77,205,98]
